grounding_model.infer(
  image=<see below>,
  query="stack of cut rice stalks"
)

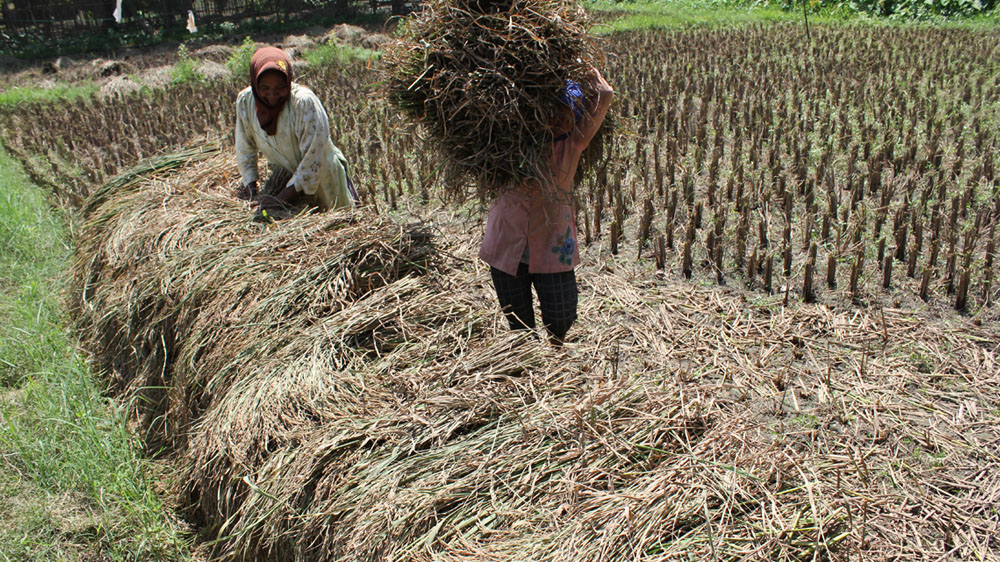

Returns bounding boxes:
[73,148,1000,561]
[73,145,437,452]
[383,0,612,200]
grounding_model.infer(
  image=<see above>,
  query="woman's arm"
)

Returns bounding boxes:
[234,89,260,189]
[288,87,333,197]
[571,67,614,149]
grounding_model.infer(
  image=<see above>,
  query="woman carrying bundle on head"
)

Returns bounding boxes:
[479,67,613,346]
[234,46,357,214]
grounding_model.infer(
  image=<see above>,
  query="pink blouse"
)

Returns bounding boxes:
[479,185,579,276]
[479,72,613,276]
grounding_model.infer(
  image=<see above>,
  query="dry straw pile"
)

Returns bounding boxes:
[73,145,437,452]
[72,147,1000,561]
[383,0,609,199]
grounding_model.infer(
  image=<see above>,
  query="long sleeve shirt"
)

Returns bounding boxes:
[235,83,353,211]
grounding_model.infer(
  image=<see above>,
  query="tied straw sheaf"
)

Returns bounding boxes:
[383,0,613,200]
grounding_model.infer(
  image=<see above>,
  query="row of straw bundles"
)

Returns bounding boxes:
[382,0,608,199]
[72,146,436,453]
[66,147,715,561]
[69,147,975,561]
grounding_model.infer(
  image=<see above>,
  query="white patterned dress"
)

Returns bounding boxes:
[235,83,353,211]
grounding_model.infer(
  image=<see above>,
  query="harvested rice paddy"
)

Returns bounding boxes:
[2,14,998,562]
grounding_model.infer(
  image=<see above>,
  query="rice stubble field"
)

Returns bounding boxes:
[1,10,999,562]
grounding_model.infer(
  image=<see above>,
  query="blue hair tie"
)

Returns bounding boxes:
[559,79,585,122]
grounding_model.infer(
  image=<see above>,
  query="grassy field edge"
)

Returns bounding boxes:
[0,147,190,562]
[586,0,1000,32]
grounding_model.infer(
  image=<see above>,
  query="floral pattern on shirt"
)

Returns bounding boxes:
[551,225,576,266]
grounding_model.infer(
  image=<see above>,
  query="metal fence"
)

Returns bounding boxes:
[1,0,412,48]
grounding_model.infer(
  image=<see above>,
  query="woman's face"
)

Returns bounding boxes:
[257,70,289,106]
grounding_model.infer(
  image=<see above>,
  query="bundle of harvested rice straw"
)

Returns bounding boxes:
[73,145,438,452]
[383,0,611,199]
[71,147,1000,561]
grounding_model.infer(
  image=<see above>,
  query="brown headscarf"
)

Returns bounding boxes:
[249,47,293,136]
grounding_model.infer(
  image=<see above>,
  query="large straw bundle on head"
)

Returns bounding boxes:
[383,0,610,200]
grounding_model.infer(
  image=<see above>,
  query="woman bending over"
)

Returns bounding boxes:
[235,46,356,213]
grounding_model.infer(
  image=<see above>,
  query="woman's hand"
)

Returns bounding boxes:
[236,181,258,201]
[584,67,613,111]
[589,66,612,94]
[256,184,300,211]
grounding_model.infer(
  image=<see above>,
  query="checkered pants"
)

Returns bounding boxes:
[490,263,578,341]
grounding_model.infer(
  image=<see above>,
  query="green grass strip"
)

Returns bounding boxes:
[585,0,1000,32]
[0,82,98,109]
[0,147,190,561]
[587,0,807,32]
